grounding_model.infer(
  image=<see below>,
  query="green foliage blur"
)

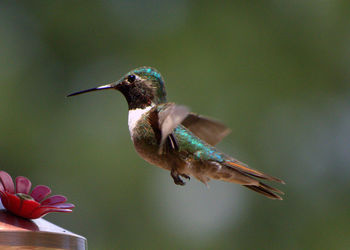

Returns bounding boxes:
[1,1,350,249]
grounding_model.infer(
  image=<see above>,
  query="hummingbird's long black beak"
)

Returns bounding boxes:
[67,84,115,97]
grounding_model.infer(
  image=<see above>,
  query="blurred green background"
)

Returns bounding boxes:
[1,1,350,249]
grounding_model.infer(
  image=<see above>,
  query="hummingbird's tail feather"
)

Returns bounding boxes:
[225,160,285,184]
[199,161,284,199]
[244,183,283,200]
[210,160,285,199]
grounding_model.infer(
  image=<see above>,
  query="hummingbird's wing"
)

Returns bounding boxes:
[181,114,231,146]
[158,103,190,153]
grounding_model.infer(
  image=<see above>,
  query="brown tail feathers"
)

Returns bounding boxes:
[224,160,285,200]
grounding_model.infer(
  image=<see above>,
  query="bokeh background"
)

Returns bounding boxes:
[1,1,350,249]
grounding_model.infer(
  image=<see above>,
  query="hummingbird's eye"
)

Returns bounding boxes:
[127,74,136,83]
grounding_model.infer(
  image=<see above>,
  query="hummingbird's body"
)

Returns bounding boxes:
[68,67,285,199]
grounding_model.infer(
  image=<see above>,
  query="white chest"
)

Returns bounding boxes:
[128,106,153,137]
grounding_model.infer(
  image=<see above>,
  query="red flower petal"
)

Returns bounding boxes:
[18,199,41,218]
[41,195,67,205]
[29,207,72,219]
[27,206,50,219]
[42,203,75,209]
[31,185,51,202]
[40,208,73,216]
[2,192,21,214]
[0,171,15,193]
[15,176,32,194]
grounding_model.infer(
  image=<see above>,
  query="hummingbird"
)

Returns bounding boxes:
[68,67,285,200]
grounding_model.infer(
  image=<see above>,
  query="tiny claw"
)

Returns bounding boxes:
[171,169,186,186]
[174,178,185,186]
[181,174,190,180]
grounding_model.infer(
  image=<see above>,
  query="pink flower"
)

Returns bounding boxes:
[0,171,74,219]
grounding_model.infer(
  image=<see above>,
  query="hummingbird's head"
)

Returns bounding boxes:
[67,66,167,109]
[119,67,167,109]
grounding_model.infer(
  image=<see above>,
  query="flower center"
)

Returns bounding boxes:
[16,193,34,201]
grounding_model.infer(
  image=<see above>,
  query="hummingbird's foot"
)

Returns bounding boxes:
[171,169,185,186]
[181,174,190,180]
